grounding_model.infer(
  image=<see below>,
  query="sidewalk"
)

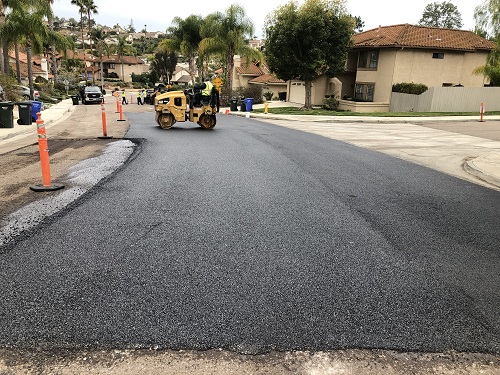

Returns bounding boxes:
[1,98,500,191]
[0,98,76,154]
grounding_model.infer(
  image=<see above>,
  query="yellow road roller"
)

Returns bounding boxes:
[154,84,218,130]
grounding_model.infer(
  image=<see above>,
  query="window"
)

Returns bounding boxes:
[358,50,379,69]
[355,83,375,101]
[174,97,182,106]
[432,53,444,59]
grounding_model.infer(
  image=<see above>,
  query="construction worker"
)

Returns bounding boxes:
[201,78,214,100]
[193,78,214,107]
[121,90,128,105]
[136,90,143,105]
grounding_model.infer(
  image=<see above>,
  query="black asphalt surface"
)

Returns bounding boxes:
[1,113,499,354]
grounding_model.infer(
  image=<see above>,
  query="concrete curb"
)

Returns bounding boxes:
[463,153,500,189]
[229,111,500,124]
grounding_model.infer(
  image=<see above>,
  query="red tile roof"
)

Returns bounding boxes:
[9,61,47,78]
[248,74,285,84]
[236,64,264,75]
[236,56,264,75]
[353,24,495,52]
[102,55,144,64]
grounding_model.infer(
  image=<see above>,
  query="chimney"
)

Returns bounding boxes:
[41,58,49,80]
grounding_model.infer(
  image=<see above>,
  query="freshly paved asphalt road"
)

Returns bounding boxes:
[0,112,499,354]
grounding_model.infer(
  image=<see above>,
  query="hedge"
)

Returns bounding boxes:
[392,82,428,95]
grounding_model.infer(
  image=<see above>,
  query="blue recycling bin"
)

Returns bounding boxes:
[244,97,254,111]
[31,100,42,122]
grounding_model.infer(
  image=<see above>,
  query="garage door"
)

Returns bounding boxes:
[289,81,305,104]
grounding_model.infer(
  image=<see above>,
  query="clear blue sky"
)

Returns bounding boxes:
[51,0,479,38]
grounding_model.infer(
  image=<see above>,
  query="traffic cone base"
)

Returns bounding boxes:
[30,183,65,192]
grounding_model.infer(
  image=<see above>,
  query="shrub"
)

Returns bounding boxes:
[168,84,182,91]
[392,82,428,95]
[263,91,273,101]
[323,95,339,110]
[242,85,263,104]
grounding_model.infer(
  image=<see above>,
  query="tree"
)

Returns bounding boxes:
[71,0,87,81]
[419,1,463,29]
[199,4,260,97]
[474,0,500,38]
[83,0,98,84]
[165,15,204,86]
[351,15,364,33]
[150,46,177,84]
[92,27,109,89]
[264,0,354,109]
[0,1,65,99]
[473,40,500,86]
[1,0,49,74]
[68,18,78,31]
[111,36,135,81]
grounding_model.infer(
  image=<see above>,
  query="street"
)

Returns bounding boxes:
[0,110,499,373]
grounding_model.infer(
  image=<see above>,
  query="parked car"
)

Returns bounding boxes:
[15,85,39,100]
[82,86,104,104]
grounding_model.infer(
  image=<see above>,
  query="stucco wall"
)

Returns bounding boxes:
[355,49,397,102]
[288,76,329,105]
[107,64,148,83]
[235,75,252,89]
[261,84,287,100]
[392,49,489,88]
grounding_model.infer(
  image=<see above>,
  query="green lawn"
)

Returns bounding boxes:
[253,107,500,117]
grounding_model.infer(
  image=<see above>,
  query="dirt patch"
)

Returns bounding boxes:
[0,139,112,219]
[0,348,499,374]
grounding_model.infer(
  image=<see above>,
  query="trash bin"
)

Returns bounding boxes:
[71,95,79,105]
[239,100,246,112]
[244,97,254,112]
[31,100,42,122]
[230,98,238,111]
[278,91,287,101]
[0,101,14,128]
[16,101,32,125]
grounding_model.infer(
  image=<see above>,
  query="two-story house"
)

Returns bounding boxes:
[287,24,496,110]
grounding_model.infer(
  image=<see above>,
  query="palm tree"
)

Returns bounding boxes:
[200,4,260,97]
[0,0,6,72]
[111,36,135,82]
[473,40,500,86]
[45,0,61,83]
[83,0,98,84]
[71,0,87,81]
[93,27,109,89]
[166,15,204,85]
[0,2,54,99]
[1,0,42,74]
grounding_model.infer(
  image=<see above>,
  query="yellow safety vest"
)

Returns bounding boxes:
[202,81,213,96]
